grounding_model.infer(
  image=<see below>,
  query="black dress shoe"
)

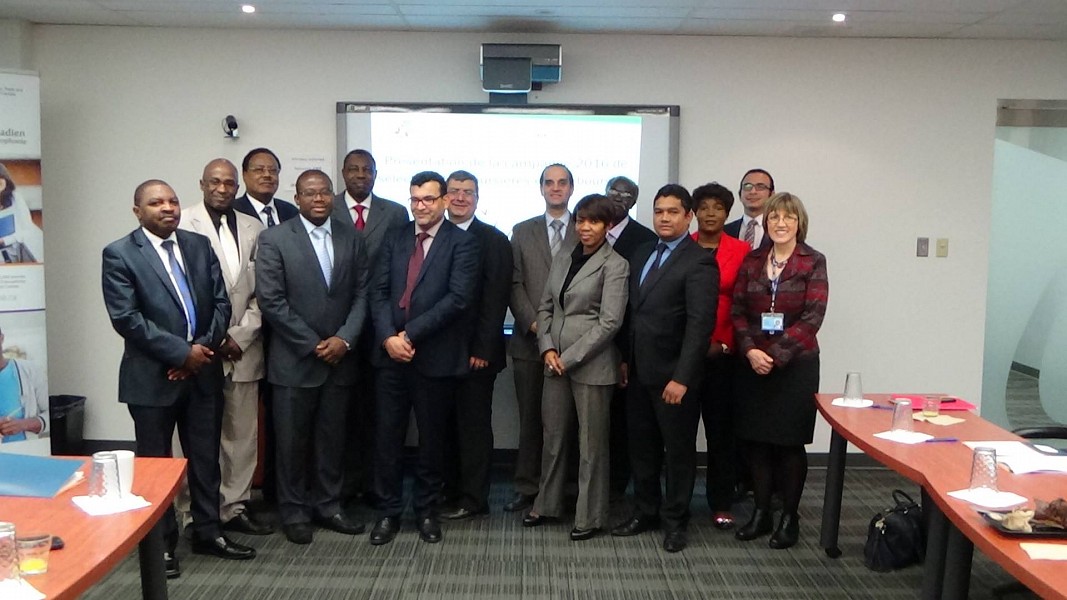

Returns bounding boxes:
[504,493,536,512]
[735,508,774,541]
[369,517,400,545]
[569,527,600,541]
[282,523,313,545]
[768,513,800,549]
[522,513,554,527]
[663,530,688,553]
[416,515,442,543]
[163,551,180,579]
[611,515,661,537]
[223,513,274,536]
[314,512,366,535]
[191,535,256,560]
[440,505,489,521]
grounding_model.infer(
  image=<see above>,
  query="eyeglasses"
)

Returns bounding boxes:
[607,189,634,200]
[447,189,476,198]
[409,195,442,206]
[298,190,333,200]
[766,213,798,224]
[742,183,771,192]
[248,166,279,176]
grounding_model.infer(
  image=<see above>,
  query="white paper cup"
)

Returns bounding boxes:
[112,450,135,497]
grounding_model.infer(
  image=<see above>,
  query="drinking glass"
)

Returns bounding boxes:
[969,447,999,492]
[0,522,18,582]
[112,450,135,497]
[16,535,51,575]
[843,372,863,402]
[88,451,122,499]
[890,399,913,432]
[922,396,941,418]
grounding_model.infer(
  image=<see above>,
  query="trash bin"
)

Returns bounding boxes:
[49,395,86,456]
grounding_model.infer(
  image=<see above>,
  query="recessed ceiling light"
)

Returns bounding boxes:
[241,4,256,14]
[832,13,846,23]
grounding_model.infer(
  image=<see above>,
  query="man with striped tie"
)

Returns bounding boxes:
[723,168,775,249]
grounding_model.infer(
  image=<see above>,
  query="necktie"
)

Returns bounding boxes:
[263,206,276,227]
[743,219,756,246]
[641,242,668,287]
[399,232,430,317]
[549,219,564,256]
[218,214,241,282]
[161,240,197,338]
[354,205,366,231]
[311,227,332,289]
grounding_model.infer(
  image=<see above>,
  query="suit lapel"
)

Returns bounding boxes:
[568,243,610,288]
[638,238,686,301]
[363,195,388,239]
[328,221,348,290]
[415,221,450,288]
[292,219,329,291]
[135,229,185,313]
[189,207,237,290]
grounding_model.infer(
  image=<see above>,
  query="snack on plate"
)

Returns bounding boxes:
[987,508,1035,533]
[1033,498,1067,530]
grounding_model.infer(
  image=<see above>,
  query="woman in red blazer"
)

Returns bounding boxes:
[731,193,828,550]
[690,183,751,530]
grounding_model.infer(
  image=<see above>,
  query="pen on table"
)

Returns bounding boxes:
[924,438,959,443]
[869,404,894,410]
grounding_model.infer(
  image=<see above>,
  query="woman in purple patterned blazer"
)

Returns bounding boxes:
[730,193,828,550]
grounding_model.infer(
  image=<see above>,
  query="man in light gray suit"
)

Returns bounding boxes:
[505,163,579,512]
[256,170,370,545]
[331,148,408,508]
[177,158,272,536]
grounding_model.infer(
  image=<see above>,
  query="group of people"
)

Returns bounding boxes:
[100,148,828,580]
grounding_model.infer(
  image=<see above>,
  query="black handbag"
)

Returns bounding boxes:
[863,489,925,572]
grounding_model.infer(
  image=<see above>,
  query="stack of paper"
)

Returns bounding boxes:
[964,441,1067,474]
[873,430,934,445]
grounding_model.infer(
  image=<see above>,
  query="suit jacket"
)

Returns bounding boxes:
[690,232,751,350]
[331,193,408,261]
[537,242,629,386]
[102,228,231,407]
[731,242,828,368]
[464,217,513,373]
[508,213,579,361]
[370,219,479,377]
[725,216,771,249]
[255,216,369,388]
[178,203,265,382]
[611,218,657,262]
[622,236,718,390]
[233,193,299,225]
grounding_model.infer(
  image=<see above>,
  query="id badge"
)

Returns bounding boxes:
[761,312,784,333]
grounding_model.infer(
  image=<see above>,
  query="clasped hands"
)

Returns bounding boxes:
[746,348,774,375]
[384,331,415,363]
[542,349,565,376]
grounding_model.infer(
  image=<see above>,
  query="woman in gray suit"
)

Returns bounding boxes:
[522,194,630,541]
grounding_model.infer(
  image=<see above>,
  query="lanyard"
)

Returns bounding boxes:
[769,274,780,312]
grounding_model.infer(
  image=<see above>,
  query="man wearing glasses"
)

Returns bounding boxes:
[724,169,775,249]
[368,171,479,545]
[255,170,370,545]
[234,148,299,228]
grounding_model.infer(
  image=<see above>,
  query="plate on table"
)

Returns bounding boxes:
[979,512,1067,539]
[831,397,873,408]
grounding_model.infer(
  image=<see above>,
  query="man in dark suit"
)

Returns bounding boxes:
[368,171,479,545]
[233,148,299,227]
[723,168,774,249]
[255,170,370,545]
[102,179,255,578]
[438,170,513,521]
[611,184,718,553]
[506,163,579,513]
[603,175,657,498]
[331,148,408,508]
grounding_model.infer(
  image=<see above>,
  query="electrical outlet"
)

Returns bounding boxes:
[936,238,948,258]
[917,237,929,257]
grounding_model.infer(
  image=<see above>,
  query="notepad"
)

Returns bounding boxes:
[0,453,84,498]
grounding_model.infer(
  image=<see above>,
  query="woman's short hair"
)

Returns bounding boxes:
[691,182,735,215]
[572,194,616,225]
[762,192,809,243]
[0,162,14,209]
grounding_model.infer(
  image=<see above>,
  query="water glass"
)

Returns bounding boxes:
[0,522,17,582]
[112,449,135,496]
[843,372,863,401]
[88,451,122,498]
[969,447,999,492]
[890,398,913,432]
[16,535,51,575]
[922,396,942,418]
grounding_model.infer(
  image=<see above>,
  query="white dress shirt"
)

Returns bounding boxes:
[141,227,193,340]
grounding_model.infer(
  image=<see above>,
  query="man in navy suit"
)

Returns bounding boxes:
[233,148,299,227]
[723,168,774,249]
[368,171,479,545]
[102,179,256,578]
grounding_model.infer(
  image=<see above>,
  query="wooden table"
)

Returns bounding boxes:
[0,457,186,600]
[816,394,1067,600]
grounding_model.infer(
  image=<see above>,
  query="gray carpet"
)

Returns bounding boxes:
[79,467,1037,600]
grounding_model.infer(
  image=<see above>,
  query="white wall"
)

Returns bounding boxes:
[28,25,1067,446]
[0,19,33,70]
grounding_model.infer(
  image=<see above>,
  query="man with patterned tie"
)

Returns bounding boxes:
[723,168,775,249]
[255,170,370,545]
[331,148,408,510]
[505,163,579,513]
[368,171,479,545]
[177,158,272,536]
[103,179,254,579]
[233,148,299,228]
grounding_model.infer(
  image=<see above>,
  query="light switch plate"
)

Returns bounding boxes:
[917,237,929,257]
[936,238,948,258]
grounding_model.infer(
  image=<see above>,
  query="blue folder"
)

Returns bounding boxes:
[0,453,84,498]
